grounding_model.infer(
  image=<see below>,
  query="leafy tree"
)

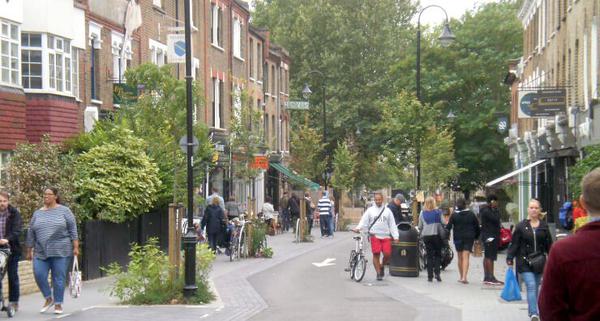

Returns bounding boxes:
[253,0,417,164]
[4,136,78,224]
[75,129,160,223]
[229,90,265,181]
[569,145,600,198]
[67,64,213,207]
[331,141,357,191]
[392,1,522,192]
[289,124,326,183]
[421,128,465,191]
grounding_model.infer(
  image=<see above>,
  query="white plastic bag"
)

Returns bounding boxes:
[69,256,82,298]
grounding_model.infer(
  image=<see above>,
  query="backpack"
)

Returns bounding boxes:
[558,201,574,230]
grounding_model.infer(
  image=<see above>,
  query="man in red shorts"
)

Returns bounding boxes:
[353,193,399,280]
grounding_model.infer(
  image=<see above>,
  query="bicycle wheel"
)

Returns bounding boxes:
[229,234,239,261]
[345,250,357,275]
[418,240,427,271]
[353,254,367,282]
[295,218,301,242]
[239,225,247,258]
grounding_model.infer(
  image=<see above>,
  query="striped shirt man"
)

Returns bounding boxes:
[26,205,78,259]
[317,196,332,216]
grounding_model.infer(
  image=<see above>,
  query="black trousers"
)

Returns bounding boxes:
[423,235,443,278]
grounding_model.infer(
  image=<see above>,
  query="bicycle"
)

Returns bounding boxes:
[346,233,368,282]
[229,214,248,261]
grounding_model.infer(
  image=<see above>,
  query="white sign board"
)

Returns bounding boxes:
[167,34,186,63]
[286,101,310,110]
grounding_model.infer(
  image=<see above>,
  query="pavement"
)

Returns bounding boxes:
[10,229,531,320]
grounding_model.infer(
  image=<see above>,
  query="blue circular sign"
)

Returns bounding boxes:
[174,41,186,56]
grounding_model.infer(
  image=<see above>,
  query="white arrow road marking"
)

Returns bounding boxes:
[312,258,336,267]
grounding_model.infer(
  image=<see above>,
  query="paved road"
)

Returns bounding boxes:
[248,235,420,321]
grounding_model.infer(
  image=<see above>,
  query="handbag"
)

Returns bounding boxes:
[436,210,449,239]
[526,227,547,274]
[500,267,522,301]
[69,256,82,298]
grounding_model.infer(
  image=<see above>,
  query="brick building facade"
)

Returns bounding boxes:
[0,0,292,211]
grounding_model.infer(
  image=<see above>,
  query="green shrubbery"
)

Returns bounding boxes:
[104,238,215,305]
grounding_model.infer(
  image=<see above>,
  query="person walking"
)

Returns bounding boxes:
[388,194,408,225]
[25,187,78,315]
[329,195,336,235]
[446,198,480,284]
[201,196,226,253]
[304,192,315,235]
[288,193,300,233]
[417,196,444,282]
[279,191,290,232]
[539,168,600,321]
[353,192,399,281]
[506,198,553,321]
[480,194,503,285]
[317,191,333,237]
[0,191,22,312]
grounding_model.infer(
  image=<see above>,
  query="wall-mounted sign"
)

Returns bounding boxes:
[518,88,566,118]
[167,34,186,63]
[250,155,269,170]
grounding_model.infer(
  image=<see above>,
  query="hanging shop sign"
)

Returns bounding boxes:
[518,88,566,118]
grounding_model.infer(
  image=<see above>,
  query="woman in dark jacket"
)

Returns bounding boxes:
[446,198,480,284]
[507,199,553,321]
[201,196,226,253]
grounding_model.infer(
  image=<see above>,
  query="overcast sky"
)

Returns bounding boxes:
[416,0,499,25]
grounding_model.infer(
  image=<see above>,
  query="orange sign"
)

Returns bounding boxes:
[250,156,269,170]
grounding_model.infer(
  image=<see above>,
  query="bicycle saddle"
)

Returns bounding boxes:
[352,236,362,240]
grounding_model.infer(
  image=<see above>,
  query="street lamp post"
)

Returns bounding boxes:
[302,70,329,187]
[415,5,455,203]
[182,0,197,298]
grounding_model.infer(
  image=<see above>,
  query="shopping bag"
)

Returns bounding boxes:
[69,256,82,298]
[500,267,521,301]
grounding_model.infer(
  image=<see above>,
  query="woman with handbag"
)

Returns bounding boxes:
[506,198,553,321]
[417,196,445,282]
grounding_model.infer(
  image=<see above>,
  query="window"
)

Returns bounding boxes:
[249,39,254,78]
[271,65,275,95]
[1,20,20,86]
[211,4,223,47]
[47,35,71,92]
[213,78,223,128]
[112,32,132,83]
[257,43,262,79]
[21,33,42,89]
[271,115,276,148]
[233,84,241,115]
[233,17,242,58]
[149,39,167,66]
[264,113,269,143]
[90,38,100,100]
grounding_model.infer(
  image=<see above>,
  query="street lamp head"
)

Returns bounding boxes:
[447,110,456,120]
[439,22,455,47]
[302,83,312,100]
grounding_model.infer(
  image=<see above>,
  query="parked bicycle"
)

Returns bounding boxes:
[346,233,368,282]
[229,214,248,261]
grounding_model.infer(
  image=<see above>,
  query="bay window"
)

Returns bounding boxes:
[21,33,78,96]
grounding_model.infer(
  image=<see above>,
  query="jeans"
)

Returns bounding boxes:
[328,214,335,236]
[520,272,542,316]
[0,253,21,303]
[320,215,332,236]
[423,235,442,279]
[307,217,313,234]
[33,257,69,305]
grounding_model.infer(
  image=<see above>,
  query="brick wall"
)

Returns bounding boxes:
[25,94,81,144]
[0,87,27,150]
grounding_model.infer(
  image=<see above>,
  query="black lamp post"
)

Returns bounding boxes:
[182,0,197,298]
[415,5,455,200]
[302,70,329,186]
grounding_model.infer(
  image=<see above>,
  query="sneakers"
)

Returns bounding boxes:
[54,304,63,315]
[376,273,383,281]
[39,298,54,313]
[530,314,540,321]
[380,267,385,278]
[491,278,504,286]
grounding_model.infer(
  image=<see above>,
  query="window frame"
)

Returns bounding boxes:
[0,19,20,87]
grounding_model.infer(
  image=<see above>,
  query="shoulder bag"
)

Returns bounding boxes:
[436,210,449,239]
[69,256,82,298]
[526,226,546,274]
[367,207,386,235]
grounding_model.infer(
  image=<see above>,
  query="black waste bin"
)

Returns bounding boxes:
[390,222,419,277]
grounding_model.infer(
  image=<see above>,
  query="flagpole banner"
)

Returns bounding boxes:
[167,34,186,63]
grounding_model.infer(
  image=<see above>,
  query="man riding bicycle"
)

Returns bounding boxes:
[353,192,399,281]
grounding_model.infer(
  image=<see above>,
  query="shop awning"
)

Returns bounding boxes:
[485,159,546,187]
[270,163,320,190]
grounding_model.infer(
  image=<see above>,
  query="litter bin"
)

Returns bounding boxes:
[390,222,419,277]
